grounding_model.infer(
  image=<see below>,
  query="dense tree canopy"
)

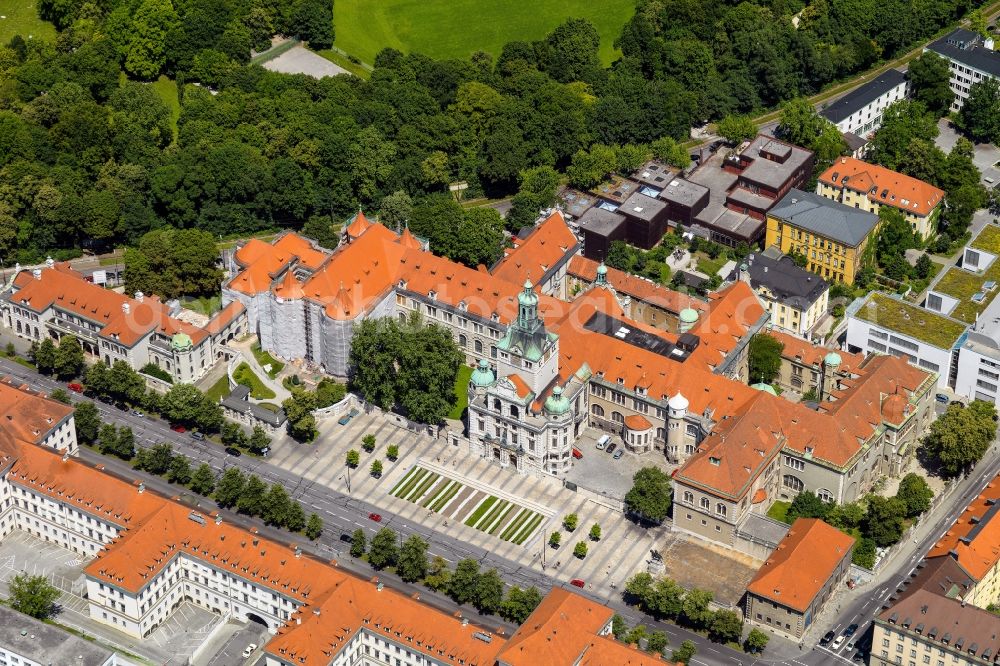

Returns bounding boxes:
[624,466,672,523]
[921,400,998,476]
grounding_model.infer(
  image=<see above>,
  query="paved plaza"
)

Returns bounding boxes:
[265,409,757,601]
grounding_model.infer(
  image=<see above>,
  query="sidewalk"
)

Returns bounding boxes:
[226,337,292,402]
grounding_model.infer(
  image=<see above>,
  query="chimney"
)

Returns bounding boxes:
[135,291,144,303]
[122,302,130,315]
[986,37,996,50]
[45,256,54,268]
[294,545,302,558]
[215,514,222,525]
[62,450,69,462]
[137,482,145,494]
[32,269,41,280]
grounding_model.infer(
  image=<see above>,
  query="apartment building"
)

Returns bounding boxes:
[819,69,909,139]
[2,261,246,384]
[817,157,944,241]
[745,518,854,639]
[765,189,881,284]
[735,252,829,337]
[927,28,1000,110]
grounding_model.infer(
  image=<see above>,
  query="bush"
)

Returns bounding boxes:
[563,513,578,531]
[362,433,376,452]
[387,444,399,461]
[140,363,173,383]
[346,449,360,467]
[549,531,561,547]
[573,541,588,559]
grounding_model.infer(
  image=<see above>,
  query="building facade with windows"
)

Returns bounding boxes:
[765,189,881,284]
[927,28,1000,110]
[767,330,864,398]
[734,252,830,337]
[2,262,246,384]
[816,158,944,241]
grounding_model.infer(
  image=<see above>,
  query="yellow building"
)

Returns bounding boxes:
[817,157,944,241]
[765,188,880,284]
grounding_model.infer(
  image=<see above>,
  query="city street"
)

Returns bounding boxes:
[2,354,998,666]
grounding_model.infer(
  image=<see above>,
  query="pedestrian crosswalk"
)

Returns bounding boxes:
[267,410,664,597]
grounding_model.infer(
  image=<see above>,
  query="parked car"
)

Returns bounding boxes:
[368,512,382,522]
[831,636,846,651]
[224,447,241,457]
[131,409,144,417]
[66,382,83,393]
[821,631,836,645]
[935,393,949,404]
[242,643,258,658]
[595,439,606,450]
[190,431,205,441]
[844,623,859,637]
[613,449,624,460]
[572,448,582,459]
[605,443,617,455]
[570,578,585,588]
[170,424,186,433]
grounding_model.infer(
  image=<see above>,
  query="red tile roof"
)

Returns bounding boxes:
[819,157,944,217]
[928,476,1000,581]
[11,266,208,347]
[203,300,246,336]
[491,211,577,285]
[624,414,652,430]
[230,233,330,296]
[345,210,373,239]
[768,330,863,372]
[746,518,854,612]
[0,378,74,448]
[498,588,663,666]
[568,255,708,315]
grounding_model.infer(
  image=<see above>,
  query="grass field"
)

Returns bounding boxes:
[447,365,473,420]
[150,76,180,143]
[205,376,231,403]
[0,4,56,44]
[233,362,276,400]
[332,0,634,67]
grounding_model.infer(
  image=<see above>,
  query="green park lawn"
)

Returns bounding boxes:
[332,0,634,66]
[150,76,180,142]
[447,365,474,420]
[233,362,276,400]
[0,4,56,44]
[205,376,231,403]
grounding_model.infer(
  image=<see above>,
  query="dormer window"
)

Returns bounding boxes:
[427,290,436,300]
[709,456,721,466]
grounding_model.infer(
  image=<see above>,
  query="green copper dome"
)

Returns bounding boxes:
[750,382,778,396]
[544,385,571,415]
[518,279,538,306]
[170,332,193,351]
[824,352,842,368]
[679,308,699,324]
[469,359,495,387]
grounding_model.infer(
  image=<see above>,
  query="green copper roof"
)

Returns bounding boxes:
[679,308,699,323]
[469,359,495,387]
[518,279,538,307]
[544,385,571,415]
[824,352,842,367]
[750,382,778,396]
[170,333,193,351]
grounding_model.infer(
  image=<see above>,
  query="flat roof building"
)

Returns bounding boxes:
[0,605,116,666]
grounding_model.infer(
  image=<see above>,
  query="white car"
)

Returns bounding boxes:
[831,635,847,651]
[242,643,258,658]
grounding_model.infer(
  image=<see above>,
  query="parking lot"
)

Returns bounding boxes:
[205,619,269,666]
[565,429,668,498]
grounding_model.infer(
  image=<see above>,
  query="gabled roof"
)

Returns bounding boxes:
[568,255,708,315]
[819,157,944,217]
[345,210,374,239]
[491,210,578,284]
[203,300,246,336]
[230,233,330,296]
[746,518,854,612]
[8,266,208,347]
[0,378,75,447]
[768,330,863,372]
[819,69,907,124]
[498,588,662,666]
[928,475,1000,581]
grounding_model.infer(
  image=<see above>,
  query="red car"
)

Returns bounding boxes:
[170,424,186,433]
[368,513,382,522]
[570,579,585,588]
[571,448,582,459]
[66,383,83,393]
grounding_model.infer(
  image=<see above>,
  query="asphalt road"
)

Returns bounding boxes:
[5,356,997,666]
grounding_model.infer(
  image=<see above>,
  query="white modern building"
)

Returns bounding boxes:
[926,28,1000,110]
[819,69,909,138]
[846,292,966,390]
[955,293,1000,402]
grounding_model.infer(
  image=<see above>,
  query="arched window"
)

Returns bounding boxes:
[474,339,483,353]
[458,334,467,348]
[700,497,710,509]
[656,427,666,441]
[591,404,605,417]
[398,312,406,322]
[817,488,834,502]
[783,475,804,492]
[493,398,501,411]
[683,491,694,504]
[611,411,624,423]
[510,405,519,419]
[716,503,727,517]
[491,345,498,358]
